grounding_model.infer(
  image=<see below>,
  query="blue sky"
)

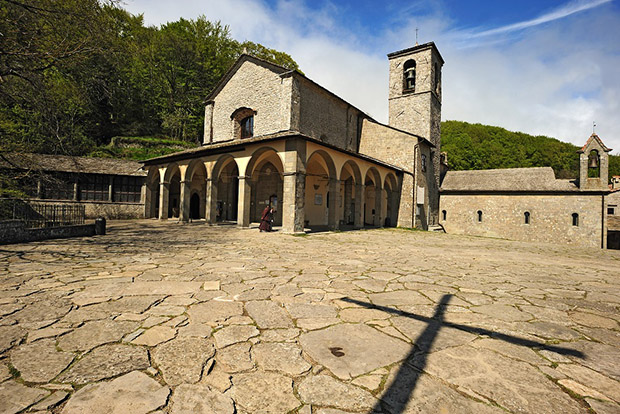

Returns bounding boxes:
[123,0,620,151]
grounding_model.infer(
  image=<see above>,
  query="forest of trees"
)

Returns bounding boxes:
[441,121,620,180]
[0,0,299,157]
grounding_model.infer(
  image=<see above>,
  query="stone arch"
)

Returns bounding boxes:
[163,163,181,183]
[339,160,363,226]
[383,173,398,227]
[305,150,338,229]
[164,164,182,219]
[185,160,208,220]
[363,167,382,227]
[307,149,337,179]
[212,155,239,223]
[246,147,285,227]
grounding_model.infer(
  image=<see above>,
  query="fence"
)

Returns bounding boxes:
[0,198,85,228]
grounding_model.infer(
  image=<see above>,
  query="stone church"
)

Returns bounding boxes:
[141,42,444,233]
[440,133,613,248]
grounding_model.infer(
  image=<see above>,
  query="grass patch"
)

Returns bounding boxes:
[8,364,20,379]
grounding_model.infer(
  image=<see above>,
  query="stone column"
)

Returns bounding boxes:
[73,179,79,201]
[108,176,114,202]
[282,172,306,233]
[354,184,364,229]
[374,185,383,227]
[282,139,307,233]
[36,179,42,199]
[328,178,341,230]
[144,183,152,218]
[205,178,217,224]
[237,176,251,227]
[179,180,190,222]
[159,182,169,220]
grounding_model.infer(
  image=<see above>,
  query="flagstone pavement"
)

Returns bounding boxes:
[0,220,619,414]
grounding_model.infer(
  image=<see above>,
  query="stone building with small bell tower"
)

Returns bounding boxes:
[578,133,611,190]
[386,42,444,225]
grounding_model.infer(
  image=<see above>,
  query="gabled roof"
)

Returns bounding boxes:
[440,167,592,193]
[578,133,612,153]
[205,54,289,103]
[0,153,146,176]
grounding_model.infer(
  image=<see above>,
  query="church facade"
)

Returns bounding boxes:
[141,43,444,233]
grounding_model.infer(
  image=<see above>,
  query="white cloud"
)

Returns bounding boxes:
[460,0,612,40]
[122,0,620,152]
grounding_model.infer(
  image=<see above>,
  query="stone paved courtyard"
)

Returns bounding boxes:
[0,220,619,414]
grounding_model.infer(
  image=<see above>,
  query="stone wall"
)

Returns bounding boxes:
[0,220,96,245]
[83,201,143,219]
[358,119,433,228]
[440,193,606,248]
[209,61,289,143]
[297,77,361,152]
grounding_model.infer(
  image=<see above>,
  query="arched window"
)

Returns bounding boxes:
[403,59,416,92]
[231,107,256,140]
[240,115,253,138]
[588,150,600,178]
[524,211,530,224]
[442,210,447,221]
[477,210,483,222]
[572,213,579,226]
[434,63,440,94]
[421,154,427,172]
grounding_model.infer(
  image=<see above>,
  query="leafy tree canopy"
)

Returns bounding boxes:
[0,0,299,155]
[441,121,619,182]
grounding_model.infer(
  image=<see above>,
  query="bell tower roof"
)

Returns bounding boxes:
[387,41,444,64]
[577,133,612,153]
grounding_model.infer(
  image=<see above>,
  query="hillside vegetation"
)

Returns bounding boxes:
[0,0,299,157]
[441,121,620,180]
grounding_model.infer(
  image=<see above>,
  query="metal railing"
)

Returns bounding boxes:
[0,198,85,228]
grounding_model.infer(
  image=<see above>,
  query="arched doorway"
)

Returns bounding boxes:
[216,159,239,222]
[251,160,283,226]
[364,168,382,227]
[165,164,181,219]
[340,160,362,227]
[186,160,207,220]
[190,193,200,220]
[383,173,398,227]
[305,150,337,230]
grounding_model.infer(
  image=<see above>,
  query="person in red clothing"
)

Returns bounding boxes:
[259,206,274,232]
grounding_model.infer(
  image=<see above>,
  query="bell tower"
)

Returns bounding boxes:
[388,42,444,223]
[578,133,611,190]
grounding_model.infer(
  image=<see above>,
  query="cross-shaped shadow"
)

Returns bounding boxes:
[341,295,584,414]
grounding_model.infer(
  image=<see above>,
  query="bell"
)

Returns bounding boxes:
[588,156,599,168]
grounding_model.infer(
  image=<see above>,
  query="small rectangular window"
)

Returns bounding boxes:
[608,206,616,215]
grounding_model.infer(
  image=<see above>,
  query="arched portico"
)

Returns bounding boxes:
[383,173,398,227]
[211,156,239,223]
[305,150,339,230]
[246,148,284,227]
[339,160,363,228]
[363,167,382,227]
[184,159,207,221]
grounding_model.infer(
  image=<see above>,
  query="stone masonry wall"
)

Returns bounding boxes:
[358,119,434,228]
[210,61,289,142]
[297,77,362,152]
[440,193,606,248]
[0,220,96,245]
